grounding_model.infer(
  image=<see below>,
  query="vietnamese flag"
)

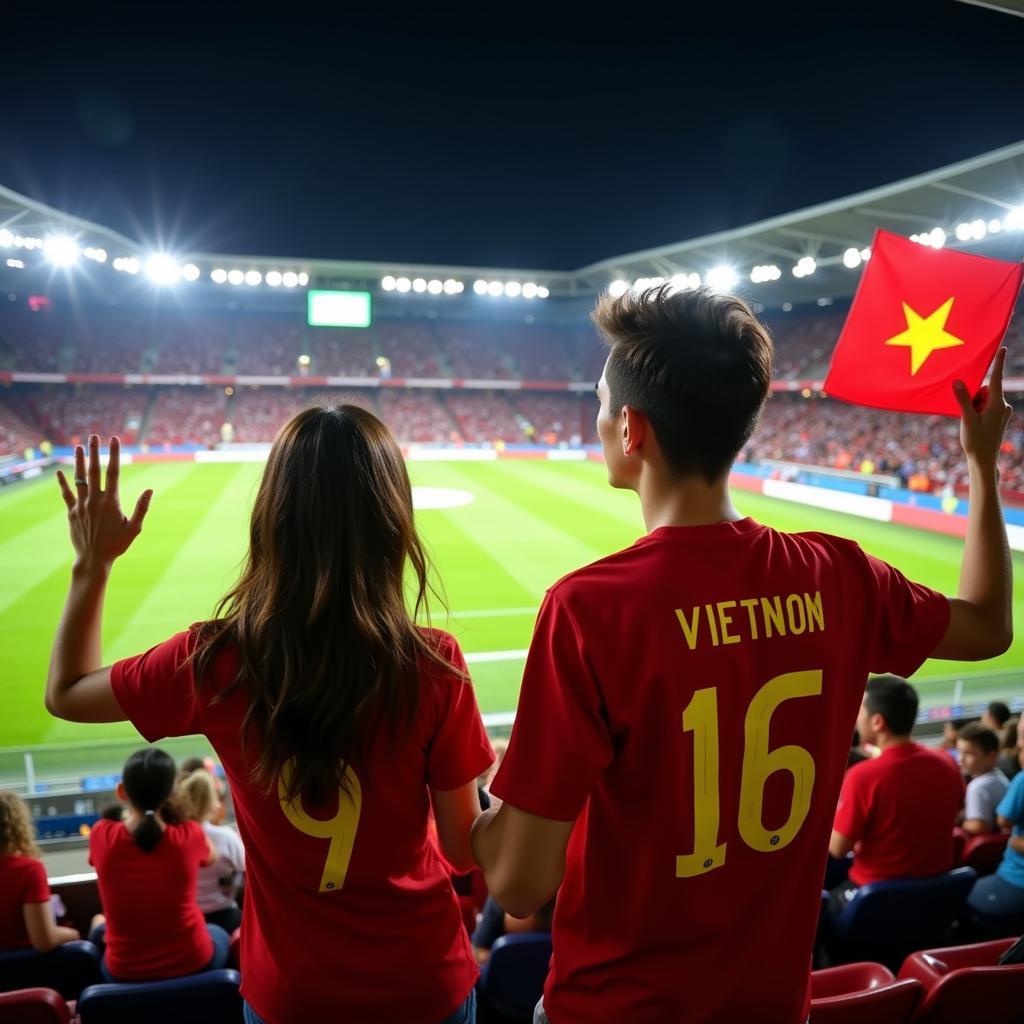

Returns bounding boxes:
[823,229,1022,415]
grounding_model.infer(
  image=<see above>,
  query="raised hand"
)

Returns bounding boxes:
[56,435,153,573]
[953,347,1014,471]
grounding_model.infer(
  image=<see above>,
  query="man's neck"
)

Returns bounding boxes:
[876,734,914,753]
[638,471,743,532]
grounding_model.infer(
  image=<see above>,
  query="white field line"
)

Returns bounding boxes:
[464,649,529,664]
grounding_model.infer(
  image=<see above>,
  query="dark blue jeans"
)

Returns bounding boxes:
[243,986,476,1024]
[88,922,231,982]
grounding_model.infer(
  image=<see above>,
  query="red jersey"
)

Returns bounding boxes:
[111,627,492,1024]
[490,518,950,1024]
[834,742,965,886]
[0,855,50,949]
[88,818,211,980]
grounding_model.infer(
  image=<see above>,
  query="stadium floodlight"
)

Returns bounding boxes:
[145,253,182,285]
[265,270,282,287]
[537,285,550,298]
[989,218,1003,234]
[792,256,816,278]
[842,247,862,269]
[121,256,140,274]
[705,265,739,292]
[182,263,200,282]
[282,271,299,287]
[6,258,24,269]
[211,268,228,284]
[751,264,781,283]
[298,354,311,367]
[244,270,262,286]
[608,279,629,297]
[427,279,443,294]
[954,222,972,241]
[381,275,396,291]
[504,281,522,297]
[44,235,81,267]
[298,272,309,286]
[929,227,946,248]
[487,280,504,297]
[0,229,12,248]
[1006,206,1024,231]
[970,218,987,240]
[523,282,539,298]
[413,277,427,293]
[860,247,871,261]
[227,269,245,285]
[473,279,488,295]
[395,276,412,292]
[84,247,108,262]
[444,278,461,294]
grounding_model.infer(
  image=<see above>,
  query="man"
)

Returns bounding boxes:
[982,700,1012,733]
[471,285,1013,1024]
[957,722,1010,835]
[829,676,965,907]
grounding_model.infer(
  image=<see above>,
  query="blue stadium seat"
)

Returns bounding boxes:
[477,933,551,1023]
[826,868,977,971]
[76,968,242,1024]
[0,941,102,1001]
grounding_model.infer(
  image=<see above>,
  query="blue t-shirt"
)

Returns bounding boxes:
[996,771,1024,889]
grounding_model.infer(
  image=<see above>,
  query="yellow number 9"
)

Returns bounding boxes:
[278,761,362,893]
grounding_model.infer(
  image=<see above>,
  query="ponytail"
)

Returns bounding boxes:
[121,748,178,854]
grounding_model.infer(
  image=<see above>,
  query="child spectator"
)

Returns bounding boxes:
[999,717,1021,780]
[957,723,1010,834]
[176,768,245,933]
[0,791,80,951]
[88,748,230,981]
[47,413,491,1023]
[941,718,970,762]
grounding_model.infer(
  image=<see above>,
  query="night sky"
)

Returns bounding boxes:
[3,2,1024,270]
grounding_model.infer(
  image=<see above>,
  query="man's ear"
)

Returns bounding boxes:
[622,405,646,455]
[115,781,127,802]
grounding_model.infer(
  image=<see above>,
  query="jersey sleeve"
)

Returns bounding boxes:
[833,763,870,842]
[997,772,1024,826]
[490,590,615,821]
[21,859,50,905]
[110,630,202,743]
[424,634,494,791]
[859,551,950,678]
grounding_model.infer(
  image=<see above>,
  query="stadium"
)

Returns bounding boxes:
[3,6,1024,1019]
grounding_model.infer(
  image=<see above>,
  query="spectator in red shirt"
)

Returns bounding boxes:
[88,747,228,981]
[829,675,965,908]
[45,407,491,1024]
[0,791,80,952]
[471,286,1013,1024]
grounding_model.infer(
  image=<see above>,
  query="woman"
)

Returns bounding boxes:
[0,791,80,952]
[87,748,230,981]
[176,768,245,933]
[46,409,492,1023]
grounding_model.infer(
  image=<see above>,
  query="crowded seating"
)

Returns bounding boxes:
[444,391,523,443]
[0,399,38,457]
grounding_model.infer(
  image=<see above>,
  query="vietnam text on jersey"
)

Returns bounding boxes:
[110,627,493,1023]
[490,518,950,1024]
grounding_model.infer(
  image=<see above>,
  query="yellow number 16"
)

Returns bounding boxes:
[676,669,822,878]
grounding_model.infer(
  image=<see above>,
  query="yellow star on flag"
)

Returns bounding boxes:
[884,297,966,375]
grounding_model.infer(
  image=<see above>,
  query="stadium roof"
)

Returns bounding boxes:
[2,141,1024,308]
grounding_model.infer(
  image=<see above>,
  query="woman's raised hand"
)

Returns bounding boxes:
[56,434,153,573]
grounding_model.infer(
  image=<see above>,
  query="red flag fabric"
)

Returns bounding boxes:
[823,229,1023,415]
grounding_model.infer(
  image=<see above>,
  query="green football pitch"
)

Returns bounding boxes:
[2,459,1023,753]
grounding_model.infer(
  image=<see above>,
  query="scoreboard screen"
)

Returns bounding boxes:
[307,290,372,328]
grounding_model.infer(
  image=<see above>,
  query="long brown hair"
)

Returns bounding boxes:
[191,404,449,805]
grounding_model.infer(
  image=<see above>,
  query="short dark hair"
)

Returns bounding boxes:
[987,701,1011,728]
[592,285,774,482]
[958,722,1000,755]
[864,675,919,736]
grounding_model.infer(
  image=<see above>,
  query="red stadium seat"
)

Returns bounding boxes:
[0,988,71,1024]
[898,937,1024,1023]
[809,962,922,1023]
[958,832,1009,876]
